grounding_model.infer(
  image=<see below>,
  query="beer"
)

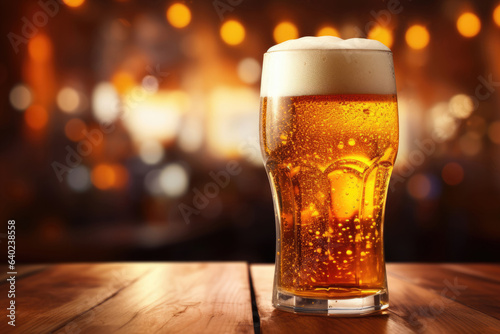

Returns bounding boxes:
[260,37,398,315]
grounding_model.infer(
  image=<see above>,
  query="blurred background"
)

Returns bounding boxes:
[1,0,499,263]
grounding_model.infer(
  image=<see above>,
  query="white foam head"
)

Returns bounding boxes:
[260,36,396,97]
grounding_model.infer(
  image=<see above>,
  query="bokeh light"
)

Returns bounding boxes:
[466,115,487,137]
[9,84,32,111]
[273,21,299,44]
[407,174,431,199]
[208,87,260,159]
[159,163,189,197]
[449,94,474,119]
[442,162,464,186]
[494,4,500,27]
[24,105,48,130]
[57,87,80,113]
[459,134,482,156]
[91,82,120,123]
[178,116,203,153]
[64,118,87,141]
[139,140,164,165]
[166,3,191,29]
[67,166,91,192]
[237,58,261,84]
[432,102,457,140]
[405,25,430,50]
[316,26,339,37]
[111,71,136,95]
[220,20,246,46]
[144,169,162,195]
[488,121,500,144]
[122,90,187,143]
[142,75,159,93]
[92,164,115,190]
[63,0,85,8]
[456,12,481,38]
[28,34,52,62]
[367,25,393,48]
[91,164,128,190]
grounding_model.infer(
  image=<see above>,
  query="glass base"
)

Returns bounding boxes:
[273,289,389,317]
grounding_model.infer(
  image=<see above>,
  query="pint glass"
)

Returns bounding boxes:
[259,37,398,315]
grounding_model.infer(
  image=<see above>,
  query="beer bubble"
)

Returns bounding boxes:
[348,138,356,146]
[338,142,344,149]
[346,250,353,255]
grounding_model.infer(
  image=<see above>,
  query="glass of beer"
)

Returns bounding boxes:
[259,37,398,316]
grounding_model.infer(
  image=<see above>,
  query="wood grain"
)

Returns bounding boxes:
[0,264,48,283]
[0,263,151,334]
[52,262,254,334]
[250,264,414,334]
[251,264,500,334]
[386,266,500,334]
[442,263,500,283]
[3,263,500,333]
[388,263,500,320]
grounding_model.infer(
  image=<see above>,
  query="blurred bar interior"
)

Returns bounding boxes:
[1,0,500,262]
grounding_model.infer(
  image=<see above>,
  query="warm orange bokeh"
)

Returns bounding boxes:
[63,0,85,8]
[220,20,246,46]
[28,34,52,62]
[111,71,136,95]
[368,25,393,48]
[456,12,481,38]
[316,26,340,37]
[166,3,191,28]
[273,21,299,44]
[405,25,430,50]
[442,162,464,186]
[91,164,129,190]
[64,118,87,141]
[24,105,48,130]
[494,5,500,27]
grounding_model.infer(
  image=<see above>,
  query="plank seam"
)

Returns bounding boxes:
[248,265,261,334]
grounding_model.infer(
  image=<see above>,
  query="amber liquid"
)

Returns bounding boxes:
[261,94,398,299]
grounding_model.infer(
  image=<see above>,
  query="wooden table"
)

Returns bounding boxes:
[1,263,499,333]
